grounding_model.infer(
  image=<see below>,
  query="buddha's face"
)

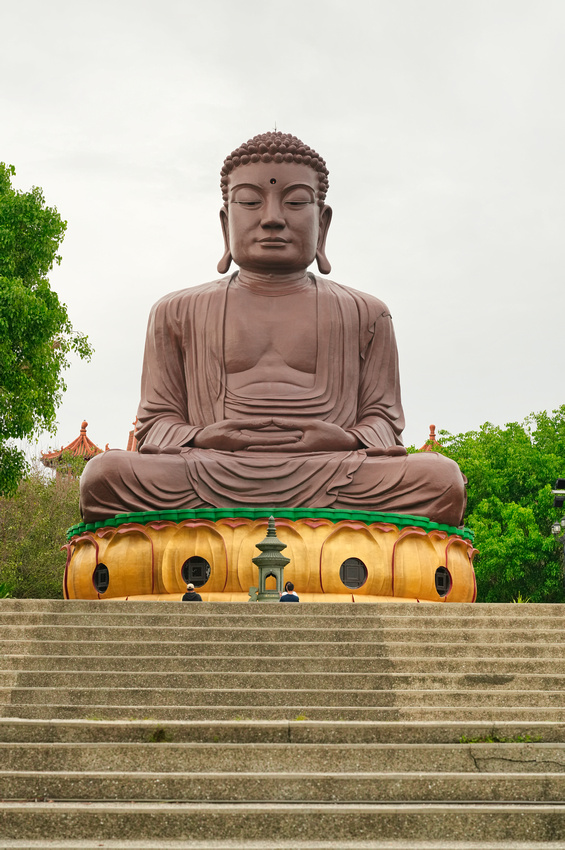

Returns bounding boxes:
[222,161,331,275]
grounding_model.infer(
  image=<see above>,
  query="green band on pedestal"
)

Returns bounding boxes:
[68,507,473,542]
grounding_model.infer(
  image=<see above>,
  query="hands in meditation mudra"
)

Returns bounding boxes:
[80,132,466,527]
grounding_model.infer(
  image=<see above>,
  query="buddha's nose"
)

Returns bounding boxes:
[260,198,285,228]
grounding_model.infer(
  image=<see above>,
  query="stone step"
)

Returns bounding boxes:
[2,611,565,630]
[0,837,563,850]
[2,769,565,803]
[0,816,561,849]
[0,742,561,773]
[8,677,565,702]
[3,670,564,691]
[1,625,564,643]
[1,801,565,843]
[3,598,565,614]
[0,600,563,848]
[4,686,565,708]
[2,639,563,658]
[4,705,565,723]
[0,719,560,744]
[3,654,565,674]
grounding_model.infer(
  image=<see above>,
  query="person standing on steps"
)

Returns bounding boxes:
[279,581,299,602]
[182,583,202,602]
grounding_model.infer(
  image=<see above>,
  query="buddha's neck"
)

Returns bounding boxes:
[234,269,313,296]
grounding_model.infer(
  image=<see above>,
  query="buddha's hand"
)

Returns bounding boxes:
[246,418,361,453]
[365,446,408,457]
[191,418,302,452]
[139,444,182,455]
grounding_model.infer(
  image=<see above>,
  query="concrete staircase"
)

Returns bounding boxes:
[0,599,564,848]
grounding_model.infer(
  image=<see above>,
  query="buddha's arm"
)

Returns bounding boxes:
[346,306,405,450]
[135,298,202,450]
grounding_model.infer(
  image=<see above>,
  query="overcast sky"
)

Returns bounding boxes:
[2,0,564,455]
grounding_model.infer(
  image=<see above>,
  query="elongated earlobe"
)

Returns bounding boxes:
[217,250,232,274]
[316,249,331,275]
[315,205,332,275]
[217,208,232,274]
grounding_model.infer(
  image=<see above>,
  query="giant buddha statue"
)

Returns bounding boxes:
[71,132,474,603]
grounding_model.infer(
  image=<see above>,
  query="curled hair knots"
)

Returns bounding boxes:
[220,131,329,207]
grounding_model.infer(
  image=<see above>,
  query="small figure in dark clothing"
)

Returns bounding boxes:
[279,581,299,602]
[182,582,203,602]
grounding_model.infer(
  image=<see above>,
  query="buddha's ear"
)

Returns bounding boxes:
[315,205,332,275]
[217,208,232,274]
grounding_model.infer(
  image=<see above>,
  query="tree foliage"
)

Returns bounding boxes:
[0,163,92,495]
[0,462,83,598]
[426,408,565,603]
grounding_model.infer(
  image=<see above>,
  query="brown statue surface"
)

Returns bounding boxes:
[81,133,466,527]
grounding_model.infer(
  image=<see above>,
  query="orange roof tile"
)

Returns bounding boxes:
[126,417,138,452]
[41,421,103,468]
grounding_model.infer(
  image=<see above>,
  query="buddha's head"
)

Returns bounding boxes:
[217,132,332,276]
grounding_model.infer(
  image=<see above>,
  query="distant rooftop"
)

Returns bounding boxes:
[419,424,441,452]
[126,417,138,453]
[41,421,104,469]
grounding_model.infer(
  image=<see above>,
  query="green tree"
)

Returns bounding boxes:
[0,163,92,495]
[0,461,83,598]
[426,408,565,602]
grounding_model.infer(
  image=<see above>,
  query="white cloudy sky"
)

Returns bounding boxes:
[2,0,564,454]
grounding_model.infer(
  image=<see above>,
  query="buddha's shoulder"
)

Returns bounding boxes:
[149,276,392,321]
[150,277,231,314]
[319,277,392,318]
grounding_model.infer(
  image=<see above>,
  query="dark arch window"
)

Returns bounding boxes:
[435,566,452,597]
[340,557,368,589]
[92,563,109,594]
[181,556,211,587]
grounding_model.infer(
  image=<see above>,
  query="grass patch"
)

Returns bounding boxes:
[459,732,542,743]
[147,726,173,743]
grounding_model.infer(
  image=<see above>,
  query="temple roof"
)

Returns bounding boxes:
[126,417,138,452]
[419,424,441,452]
[41,421,104,468]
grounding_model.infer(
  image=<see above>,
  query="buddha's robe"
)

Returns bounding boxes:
[80,275,466,525]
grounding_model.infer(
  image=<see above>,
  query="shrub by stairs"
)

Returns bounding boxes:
[0,599,564,848]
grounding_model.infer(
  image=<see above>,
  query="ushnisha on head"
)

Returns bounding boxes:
[218,131,332,276]
[220,132,329,209]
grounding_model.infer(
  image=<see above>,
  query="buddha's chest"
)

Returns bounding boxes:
[223,290,318,375]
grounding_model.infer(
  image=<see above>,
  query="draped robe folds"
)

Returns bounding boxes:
[80,275,466,525]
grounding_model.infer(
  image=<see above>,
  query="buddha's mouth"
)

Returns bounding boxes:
[258,237,289,243]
